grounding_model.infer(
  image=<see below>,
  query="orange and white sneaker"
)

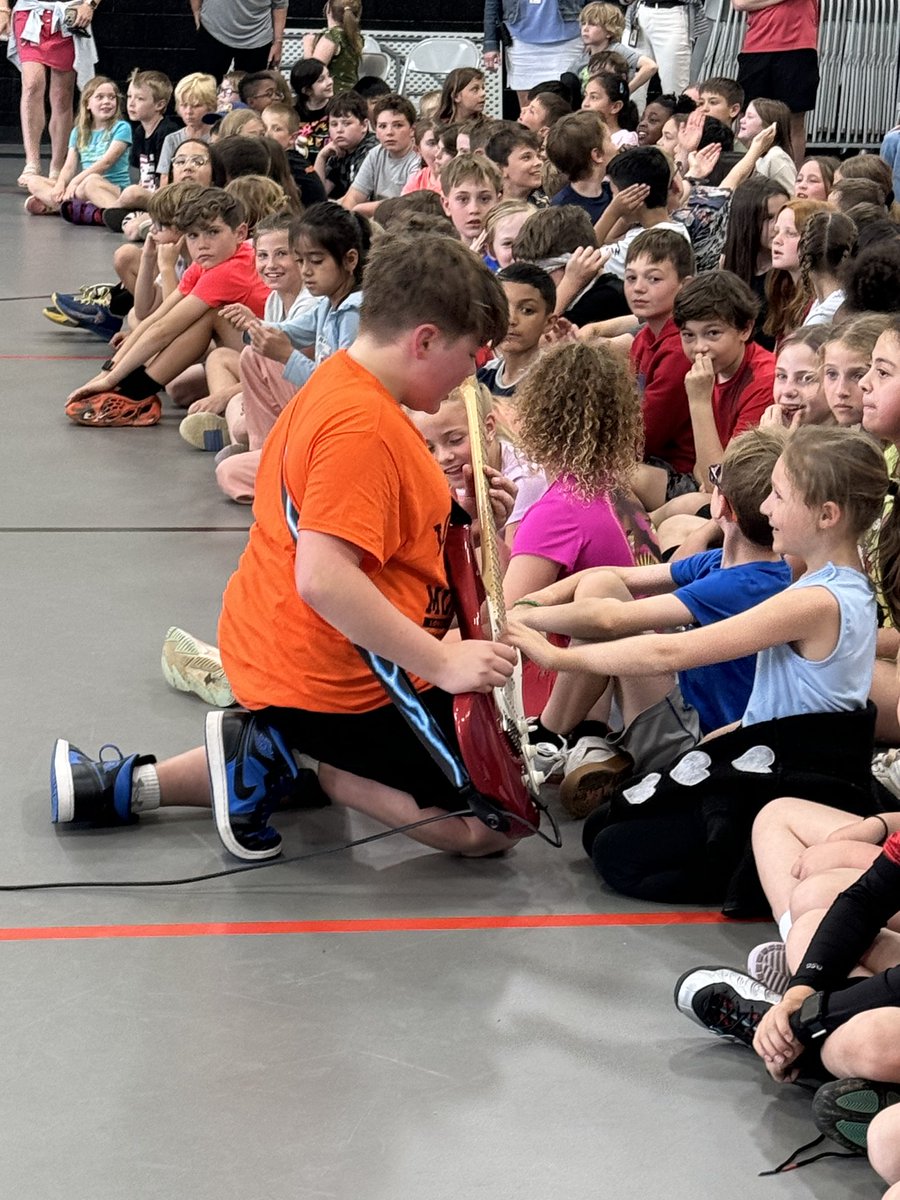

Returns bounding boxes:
[65,391,161,427]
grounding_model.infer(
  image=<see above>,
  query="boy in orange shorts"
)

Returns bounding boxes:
[51,235,520,861]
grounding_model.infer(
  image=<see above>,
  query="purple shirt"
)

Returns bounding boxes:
[511,478,634,573]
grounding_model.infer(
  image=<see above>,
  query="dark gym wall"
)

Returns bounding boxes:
[0,0,485,139]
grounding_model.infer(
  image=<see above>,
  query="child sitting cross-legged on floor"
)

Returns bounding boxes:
[64,186,269,428]
[509,427,792,818]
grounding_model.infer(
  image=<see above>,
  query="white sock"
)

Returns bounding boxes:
[777,910,792,940]
[132,763,161,812]
[295,753,319,774]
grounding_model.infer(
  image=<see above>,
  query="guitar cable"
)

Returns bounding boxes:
[0,801,561,892]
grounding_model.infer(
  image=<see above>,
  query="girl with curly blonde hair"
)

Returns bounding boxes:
[503,339,645,603]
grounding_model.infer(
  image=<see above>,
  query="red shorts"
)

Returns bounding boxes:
[13,8,76,72]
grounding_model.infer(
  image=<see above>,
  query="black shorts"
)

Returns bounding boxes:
[261,690,464,812]
[737,48,819,114]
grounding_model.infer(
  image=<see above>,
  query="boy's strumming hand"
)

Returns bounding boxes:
[685,352,715,404]
[503,619,562,671]
[435,640,516,694]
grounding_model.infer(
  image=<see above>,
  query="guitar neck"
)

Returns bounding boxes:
[460,378,507,638]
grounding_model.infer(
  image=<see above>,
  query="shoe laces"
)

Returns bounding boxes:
[701,991,767,1043]
[79,284,112,305]
[97,743,125,764]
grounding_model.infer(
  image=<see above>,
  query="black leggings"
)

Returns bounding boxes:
[588,812,722,905]
[194,24,272,79]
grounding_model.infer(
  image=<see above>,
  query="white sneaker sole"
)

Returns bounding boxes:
[52,738,75,823]
[205,710,280,862]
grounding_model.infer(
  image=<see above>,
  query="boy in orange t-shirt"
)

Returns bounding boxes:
[51,235,519,862]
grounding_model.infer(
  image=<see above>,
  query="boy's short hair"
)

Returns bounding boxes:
[374,190,447,229]
[147,180,205,227]
[625,227,695,278]
[239,69,289,104]
[580,2,626,39]
[673,269,760,330]
[607,146,671,209]
[359,234,509,346]
[496,261,557,313]
[485,122,541,168]
[174,72,217,110]
[372,93,416,126]
[545,111,608,182]
[588,50,629,79]
[354,76,391,101]
[264,102,300,132]
[440,153,502,198]
[698,76,745,111]
[831,177,886,212]
[512,205,598,262]
[719,426,786,546]
[174,186,246,233]
[461,116,503,152]
[328,90,369,123]
[530,91,572,129]
[128,68,173,107]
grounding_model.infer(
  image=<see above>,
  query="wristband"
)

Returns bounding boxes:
[513,599,540,608]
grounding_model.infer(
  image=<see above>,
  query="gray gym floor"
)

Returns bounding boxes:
[0,159,882,1200]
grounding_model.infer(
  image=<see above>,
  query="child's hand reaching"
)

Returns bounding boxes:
[245,319,294,363]
[504,618,563,670]
[540,315,579,349]
[219,302,256,330]
[677,108,706,156]
[561,245,609,291]
[685,352,715,404]
[686,142,722,181]
[460,464,518,531]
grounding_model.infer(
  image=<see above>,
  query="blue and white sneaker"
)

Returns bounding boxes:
[51,739,155,825]
[52,291,123,341]
[205,710,300,860]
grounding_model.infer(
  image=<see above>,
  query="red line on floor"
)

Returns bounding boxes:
[0,911,758,942]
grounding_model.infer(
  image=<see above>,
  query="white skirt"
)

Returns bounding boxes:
[504,33,584,90]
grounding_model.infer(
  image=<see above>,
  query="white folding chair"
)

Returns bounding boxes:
[398,37,481,95]
[360,51,391,80]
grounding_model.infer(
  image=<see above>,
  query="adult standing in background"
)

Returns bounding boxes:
[629,0,691,99]
[2,0,98,188]
[191,0,289,79]
[483,0,585,112]
[732,0,819,165]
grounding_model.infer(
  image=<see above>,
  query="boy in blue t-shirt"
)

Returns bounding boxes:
[507,426,792,818]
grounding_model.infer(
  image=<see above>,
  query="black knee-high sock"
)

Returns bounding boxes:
[115,365,159,399]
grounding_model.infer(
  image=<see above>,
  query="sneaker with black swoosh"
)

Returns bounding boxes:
[205,710,300,860]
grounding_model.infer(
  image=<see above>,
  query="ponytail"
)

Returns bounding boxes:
[327,0,363,56]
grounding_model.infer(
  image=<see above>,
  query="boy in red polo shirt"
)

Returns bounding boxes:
[51,236,521,863]
[733,0,819,163]
[673,270,775,490]
[65,187,270,427]
[625,227,696,511]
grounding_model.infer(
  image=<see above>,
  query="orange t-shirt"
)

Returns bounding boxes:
[218,350,454,713]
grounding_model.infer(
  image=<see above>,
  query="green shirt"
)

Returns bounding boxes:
[319,28,360,95]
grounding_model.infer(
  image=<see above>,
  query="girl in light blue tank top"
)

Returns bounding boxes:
[508,426,891,732]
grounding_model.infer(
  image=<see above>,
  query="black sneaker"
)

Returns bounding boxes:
[812,1077,900,1152]
[205,710,300,861]
[674,966,780,1047]
[50,739,156,825]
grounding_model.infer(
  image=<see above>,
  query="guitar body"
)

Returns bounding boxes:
[444,520,539,837]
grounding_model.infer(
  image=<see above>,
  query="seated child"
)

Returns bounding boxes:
[214,203,367,502]
[157,72,217,185]
[478,262,556,414]
[314,91,377,200]
[508,426,890,906]
[24,76,132,223]
[761,324,833,430]
[823,314,893,427]
[696,75,744,135]
[260,102,327,207]
[581,73,640,148]
[484,124,548,207]
[51,234,524,863]
[401,118,441,195]
[439,153,501,249]
[64,187,269,428]
[502,340,643,605]
[674,270,776,488]
[624,229,697,509]
[546,111,617,224]
[578,2,658,94]
[410,381,549,550]
[517,91,572,149]
[340,93,420,216]
[510,427,791,817]
[482,199,537,271]
[106,69,179,221]
[596,146,692,279]
[512,205,632,327]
